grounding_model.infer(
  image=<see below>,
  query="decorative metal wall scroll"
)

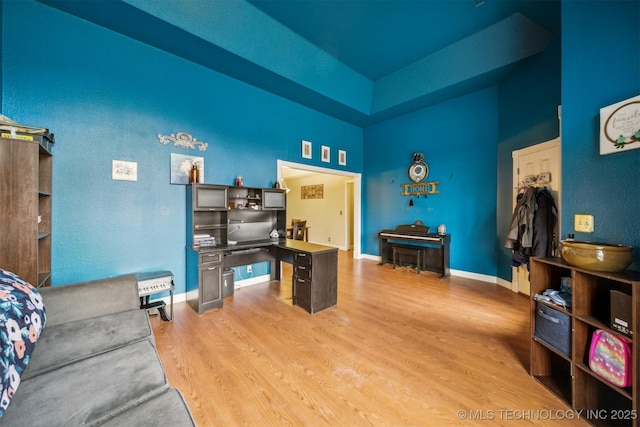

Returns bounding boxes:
[157,132,208,151]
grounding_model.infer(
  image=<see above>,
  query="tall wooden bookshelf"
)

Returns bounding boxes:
[0,136,53,287]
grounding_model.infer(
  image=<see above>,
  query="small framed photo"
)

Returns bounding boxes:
[302,140,312,159]
[112,160,137,181]
[338,150,346,166]
[321,145,330,163]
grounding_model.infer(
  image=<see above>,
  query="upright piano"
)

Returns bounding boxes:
[378,223,450,278]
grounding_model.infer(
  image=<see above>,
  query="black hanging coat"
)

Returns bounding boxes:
[505,187,557,267]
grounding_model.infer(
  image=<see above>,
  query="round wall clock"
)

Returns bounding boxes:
[408,153,428,183]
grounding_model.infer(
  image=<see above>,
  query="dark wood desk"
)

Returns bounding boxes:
[378,231,450,278]
[196,239,337,314]
[269,240,337,314]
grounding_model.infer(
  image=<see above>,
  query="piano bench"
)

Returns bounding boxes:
[392,245,422,274]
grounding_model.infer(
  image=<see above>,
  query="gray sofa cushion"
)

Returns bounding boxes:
[96,388,197,427]
[22,309,153,380]
[1,339,168,426]
[39,274,140,327]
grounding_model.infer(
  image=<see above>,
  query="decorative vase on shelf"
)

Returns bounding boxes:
[189,165,199,184]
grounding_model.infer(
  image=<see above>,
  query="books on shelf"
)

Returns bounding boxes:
[194,233,216,247]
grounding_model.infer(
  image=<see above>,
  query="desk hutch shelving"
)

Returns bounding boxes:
[185,184,337,315]
[185,184,287,314]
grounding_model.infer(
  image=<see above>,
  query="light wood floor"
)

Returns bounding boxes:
[151,251,588,426]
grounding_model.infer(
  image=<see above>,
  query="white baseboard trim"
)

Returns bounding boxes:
[449,269,510,288]
[151,274,272,306]
[361,253,513,290]
[496,277,513,289]
[153,262,515,306]
[360,254,381,262]
[235,274,271,288]
[156,291,187,305]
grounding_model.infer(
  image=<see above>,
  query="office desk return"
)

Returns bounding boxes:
[186,240,337,315]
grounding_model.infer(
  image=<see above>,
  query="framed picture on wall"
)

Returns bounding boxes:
[302,140,312,159]
[599,94,640,155]
[170,153,204,184]
[112,160,138,181]
[321,145,330,163]
[338,150,346,166]
[301,184,323,199]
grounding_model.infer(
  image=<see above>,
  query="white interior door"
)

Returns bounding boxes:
[511,138,561,295]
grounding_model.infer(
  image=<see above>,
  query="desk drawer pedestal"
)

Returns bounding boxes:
[293,250,337,314]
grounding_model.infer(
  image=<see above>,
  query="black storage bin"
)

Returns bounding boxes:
[223,268,235,298]
[535,302,571,357]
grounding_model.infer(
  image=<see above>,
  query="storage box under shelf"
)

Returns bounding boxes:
[535,302,571,357]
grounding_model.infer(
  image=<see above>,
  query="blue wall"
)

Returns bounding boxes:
[362,1,561,280]
[496,2,561,281]
[1,1,363,292]
[561,0,640,269]
[1,0,638,292]
[363,88,499,276]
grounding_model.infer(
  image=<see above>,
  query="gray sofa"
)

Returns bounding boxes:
[0,273,197,426]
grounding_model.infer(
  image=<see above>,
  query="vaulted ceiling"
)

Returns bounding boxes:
[38,0,559,126]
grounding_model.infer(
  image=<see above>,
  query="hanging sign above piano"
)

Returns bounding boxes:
[401,181,440,197]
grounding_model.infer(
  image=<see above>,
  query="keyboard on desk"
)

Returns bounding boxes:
[226,248,262,256]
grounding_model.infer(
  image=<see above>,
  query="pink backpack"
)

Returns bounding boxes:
[589,329,632,388]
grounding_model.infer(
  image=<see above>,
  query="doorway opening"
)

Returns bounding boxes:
[510,137,562,295]
[277,160,361,259]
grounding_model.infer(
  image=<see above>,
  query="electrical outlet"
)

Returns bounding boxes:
[328,237,331,242]
[247,265,252,273]
[574,214,594,233]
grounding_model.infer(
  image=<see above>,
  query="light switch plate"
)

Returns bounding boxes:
[574,214,594,233]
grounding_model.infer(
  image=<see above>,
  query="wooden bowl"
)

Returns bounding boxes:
[561,241,632,272]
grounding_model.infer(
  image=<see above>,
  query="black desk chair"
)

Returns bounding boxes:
[292,220,307,241]
[286,218,301,239]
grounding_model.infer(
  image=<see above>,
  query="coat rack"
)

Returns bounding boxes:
[516,172,551,192]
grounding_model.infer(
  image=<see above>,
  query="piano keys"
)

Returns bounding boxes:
[378,223,450,278]
[136,271,174,321]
